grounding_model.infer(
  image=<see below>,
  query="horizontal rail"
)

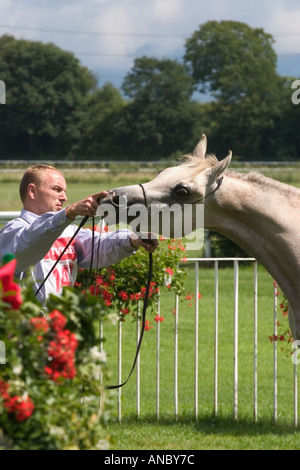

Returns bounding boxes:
[0,160,299,167]
[0,212,88,225]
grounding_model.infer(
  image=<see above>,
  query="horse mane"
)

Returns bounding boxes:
[181,153,300,197]
[180,153,219,171]
[228,169,300,196]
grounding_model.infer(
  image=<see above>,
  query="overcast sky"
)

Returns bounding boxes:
[0,0,299,91]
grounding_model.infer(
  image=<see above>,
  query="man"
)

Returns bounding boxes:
[0,164,157,304]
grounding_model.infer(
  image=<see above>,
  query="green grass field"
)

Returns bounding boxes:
[103,263,300,449]
[1,166,300,449]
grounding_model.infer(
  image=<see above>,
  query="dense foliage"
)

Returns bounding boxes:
[0,258,110,450]
[0,237,187,449]
[0,20,299,160]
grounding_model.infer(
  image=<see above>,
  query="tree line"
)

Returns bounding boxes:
[0,20,299,161]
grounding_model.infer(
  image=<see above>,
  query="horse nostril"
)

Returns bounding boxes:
[102,189,128,208]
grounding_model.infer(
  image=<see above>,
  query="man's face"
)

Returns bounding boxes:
[28,169,68,215]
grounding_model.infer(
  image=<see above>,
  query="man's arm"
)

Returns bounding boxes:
[75,228,158,270]
[65,191,108,220]
[0,210,73,272]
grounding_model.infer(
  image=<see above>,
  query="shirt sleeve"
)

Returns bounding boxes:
[0,210,73,272]
[75,227,136,269]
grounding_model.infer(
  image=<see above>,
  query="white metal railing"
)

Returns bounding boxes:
[102,258,298,426]
[0,211,20,224]
[0,212,87,226]
[0,210,296,425]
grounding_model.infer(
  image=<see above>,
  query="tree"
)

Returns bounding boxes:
[184,21,284,159]
[263,77,300,159]
[0,35,96,158]
[122,56,194,105]
[113,56,203,160]
[72,83,126,159]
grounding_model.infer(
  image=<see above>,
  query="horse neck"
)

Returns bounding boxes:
[204,172,300,299]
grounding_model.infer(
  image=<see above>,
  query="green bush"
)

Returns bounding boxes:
[0,258,110,450]
[0,237,187,449]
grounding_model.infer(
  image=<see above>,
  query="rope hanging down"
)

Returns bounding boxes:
[105,251,153,390]
[35,212,153,391]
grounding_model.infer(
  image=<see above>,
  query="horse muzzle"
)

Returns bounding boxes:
[97,186,145,225]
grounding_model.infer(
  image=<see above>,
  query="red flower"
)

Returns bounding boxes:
[120,307,130,315]
[165,267,174,276]
[154,314,164,323]
[49,310,67,332]
[30,316,49,333]
[144,319,153,331]
[0,381,34,422]
[0,380,9,400]
[0,257,22,310]
[268,334,278,343]
[45,329,78,382]
[130,292,141,301]
[8,396,35,422]
[118,290,129,301]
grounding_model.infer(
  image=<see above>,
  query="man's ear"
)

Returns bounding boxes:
[27,183,37,200]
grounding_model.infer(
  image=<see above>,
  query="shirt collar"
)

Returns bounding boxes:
[20,209,39,224]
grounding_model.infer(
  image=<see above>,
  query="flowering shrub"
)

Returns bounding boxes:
[0,257,111,450]
[0,235,189,449]
[268,282,294,357]
[76,235,188,330]
[0,381,34,422]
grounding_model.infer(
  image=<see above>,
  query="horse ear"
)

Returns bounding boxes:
[193,134,207,159]
[207,151,232,181]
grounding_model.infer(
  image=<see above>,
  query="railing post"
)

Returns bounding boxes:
[233,260,239,420]
[294,361,298,428]
[253,261,258,422]
[194,261,199,420]
[214,260,219,416]
[118,314,122,422]
[273,282,278,423]
[174,294,179,420]
[156,292,161,420]
[99,320,104,413]
[136,301,141,418]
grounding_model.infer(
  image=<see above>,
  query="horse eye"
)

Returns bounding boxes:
[173,185,189,199]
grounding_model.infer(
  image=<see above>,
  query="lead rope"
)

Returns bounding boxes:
[35,214,90,298]
[103,179,223,389]
[105,251,153,390]
[105,183,153,389]
[34,194,153,390]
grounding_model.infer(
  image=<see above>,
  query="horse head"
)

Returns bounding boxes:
[100,135,232,238]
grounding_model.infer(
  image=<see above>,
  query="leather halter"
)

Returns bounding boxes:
[138,176,224,209]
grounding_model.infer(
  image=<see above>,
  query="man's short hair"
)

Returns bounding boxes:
[19,164,64,203]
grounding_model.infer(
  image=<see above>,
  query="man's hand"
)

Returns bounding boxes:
[130,233,159,253]
[65,191,109,220]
